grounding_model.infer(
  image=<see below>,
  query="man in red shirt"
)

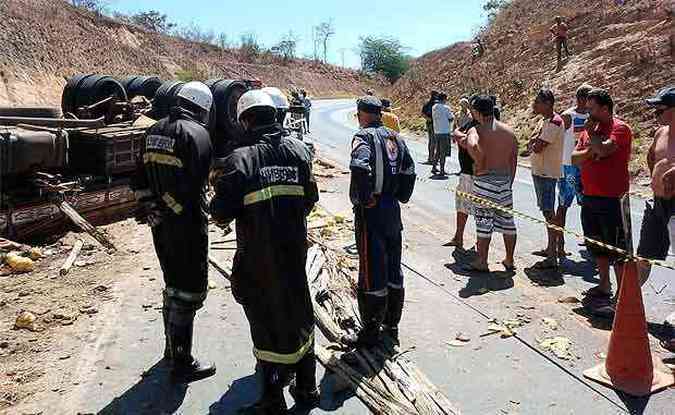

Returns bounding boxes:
[571,88,632,315]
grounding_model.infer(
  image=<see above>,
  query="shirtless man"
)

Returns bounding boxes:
[550,16,570,69]
[456,96,518,272]
[636,86,675,352]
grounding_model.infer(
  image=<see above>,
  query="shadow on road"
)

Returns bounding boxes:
[208,374,259,414]
[523,265,565,287]
[444,262,515,298]
[97,360,188,415]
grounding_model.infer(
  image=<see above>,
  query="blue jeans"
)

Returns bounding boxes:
[557,165,583,208]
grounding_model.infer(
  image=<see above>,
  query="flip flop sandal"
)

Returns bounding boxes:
[532,249,549,257]
[443,240,463,248]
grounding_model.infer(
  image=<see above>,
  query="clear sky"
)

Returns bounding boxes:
[109,0,487,68]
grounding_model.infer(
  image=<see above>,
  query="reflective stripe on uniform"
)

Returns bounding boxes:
[374,135,384,194]
[243,184,305,206]
[165,287,207,303]
[388,282,403,289]
[162,193,184,215]
[253,332,314,365]
[143,152,184,168]
[364,288,388,297]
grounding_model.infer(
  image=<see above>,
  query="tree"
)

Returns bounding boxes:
[69,0,110,14]
[483,0,511,20]
[358,36,411,83]
[216,33,232,50]
[174,22,216,44]
[125,10,175,33]
[240,32,261,60]
[271,31,299,60]
[315,19,335,63]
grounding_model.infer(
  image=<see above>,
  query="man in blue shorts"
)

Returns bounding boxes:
[528,89,565,268]
[557,85,592,256]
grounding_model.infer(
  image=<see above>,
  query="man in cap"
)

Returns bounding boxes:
[345,96,416,348]
[636,86,675,351]
[456,95,518,272]
[210,90,320,413]
[132,81,216,382]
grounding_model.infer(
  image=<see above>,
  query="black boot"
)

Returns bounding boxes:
[239,362,288,414]
[289,351,320,409]
[170,314,216,383]
[341,292,387,348]
[162,291,172,361]
[383,288,405,346]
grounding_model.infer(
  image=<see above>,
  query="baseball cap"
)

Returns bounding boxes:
[357,96,383,114]
[646,86,675,108]
[471,95,494,116]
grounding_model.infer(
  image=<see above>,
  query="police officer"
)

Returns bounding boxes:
[344,96,416,348]
[210,90,320,414]
[132,81,216,382]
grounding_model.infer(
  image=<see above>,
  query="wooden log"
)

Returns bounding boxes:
[56,200,116,251]
[208,255,232,281]
[59,239,84,276]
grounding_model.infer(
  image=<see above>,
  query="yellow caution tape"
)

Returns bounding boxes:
[451,188,675,271]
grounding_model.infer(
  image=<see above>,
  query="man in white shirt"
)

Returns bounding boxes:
[528,88,565,268]
[432,93,455,176]
[557,84,592,256]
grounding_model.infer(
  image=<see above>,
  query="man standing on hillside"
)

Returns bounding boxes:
[456,96,518,272]
[301,89,312,134]
[571,88,632,315]
[635,86,675,351]
[557,85,592,256]
[432,93,454,176]
[422,90,440,163]
[528,89,565,269]
[550,16,570,69]
[381,99,401,133]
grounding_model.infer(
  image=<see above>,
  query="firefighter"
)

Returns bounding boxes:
[344,96,416,348]
[132,81,216,382]
[261,86,289,125]
[210,90,320,414]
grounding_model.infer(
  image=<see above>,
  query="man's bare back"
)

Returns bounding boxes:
[467,120,518,179]
[649,125,675,197]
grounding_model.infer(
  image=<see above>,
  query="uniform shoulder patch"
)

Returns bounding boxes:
[146,135,175,152]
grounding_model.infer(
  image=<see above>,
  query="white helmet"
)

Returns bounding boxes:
[237,89,276,121]
[261,87,290,110]
[176,81,213,113]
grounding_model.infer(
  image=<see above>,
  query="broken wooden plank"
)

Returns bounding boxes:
[59,239,84,276]
[208,255,232,281]
[307,241,461,415]
[56,200,116,251]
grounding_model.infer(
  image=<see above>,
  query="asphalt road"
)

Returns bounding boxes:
[45,99,673,415]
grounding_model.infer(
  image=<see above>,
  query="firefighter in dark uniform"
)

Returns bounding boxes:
[132,81,216,382]
[210,90,320,414]
[344,96,416,348]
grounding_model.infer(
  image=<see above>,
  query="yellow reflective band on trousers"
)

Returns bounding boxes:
[162,193,184,215]
[253,333,314,364]
[143,152,184,168]
[243,185,305,206]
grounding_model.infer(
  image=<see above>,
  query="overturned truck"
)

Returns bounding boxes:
[0,74,259,240]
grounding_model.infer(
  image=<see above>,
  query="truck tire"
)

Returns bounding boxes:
[61,74,127,121]
[0,106,62,119]
[150,80,185,120]
[205,79,250,157]
[121,75,162,99]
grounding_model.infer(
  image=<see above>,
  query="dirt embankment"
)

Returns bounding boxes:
[0,0,381,107]
[391,0,673,177]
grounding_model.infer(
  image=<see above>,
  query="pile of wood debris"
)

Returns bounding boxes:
[306,209,460,415]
